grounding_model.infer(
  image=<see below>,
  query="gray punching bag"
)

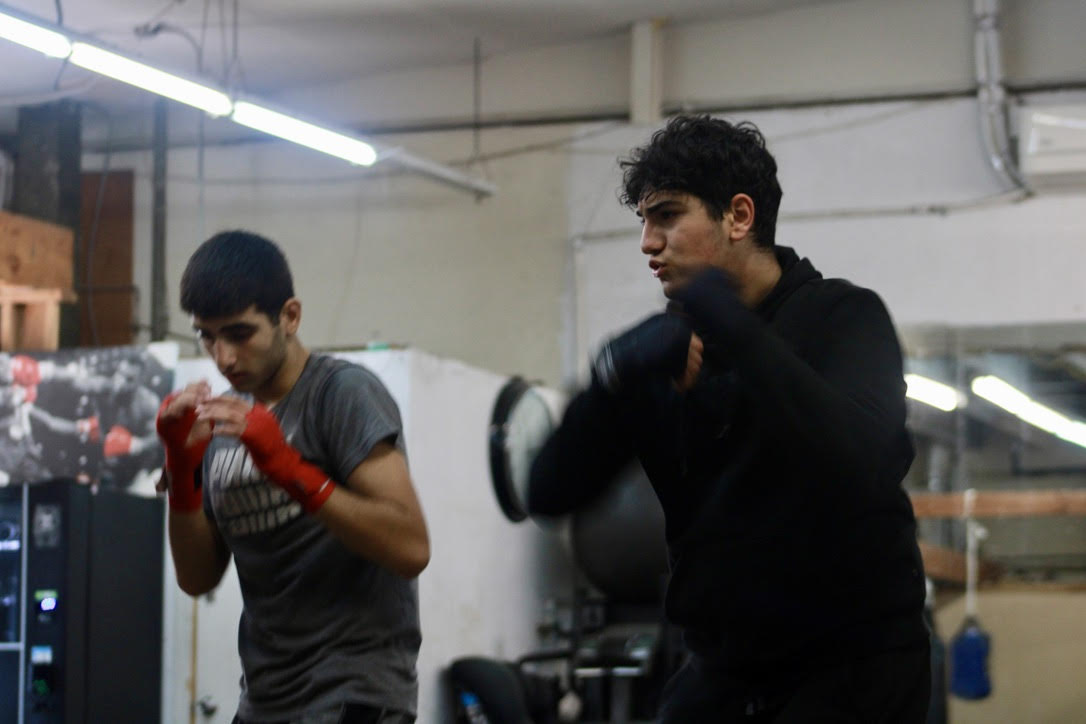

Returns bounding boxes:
[570,462,669,604]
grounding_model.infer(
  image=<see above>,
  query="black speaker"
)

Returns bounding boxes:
[0,480,164,723]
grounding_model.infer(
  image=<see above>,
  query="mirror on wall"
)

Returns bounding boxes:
[902,321,1086,581]
[901,321,1086,722]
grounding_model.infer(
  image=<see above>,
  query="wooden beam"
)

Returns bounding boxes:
[918,541,1003,585]
[910,490,1086,518]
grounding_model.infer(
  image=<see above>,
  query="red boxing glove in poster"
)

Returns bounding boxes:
[104,425,133,458]
[11,355,41,387]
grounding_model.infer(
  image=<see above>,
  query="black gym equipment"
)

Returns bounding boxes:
[488,376,554,523]
[459,378,679,723]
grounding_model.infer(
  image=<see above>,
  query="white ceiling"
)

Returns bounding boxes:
[0,0,833,114]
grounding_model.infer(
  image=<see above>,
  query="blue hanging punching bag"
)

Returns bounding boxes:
[949,615,991,699]
[950,511,992,699]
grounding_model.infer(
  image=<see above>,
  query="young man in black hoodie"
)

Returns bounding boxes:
[528,116,929,722]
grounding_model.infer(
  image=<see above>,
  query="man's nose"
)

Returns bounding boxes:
[640,222,664,255]
[212,340,237,369]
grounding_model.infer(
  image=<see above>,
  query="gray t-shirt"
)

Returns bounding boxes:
[202,354,420,721]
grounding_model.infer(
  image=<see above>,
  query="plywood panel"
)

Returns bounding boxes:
[0,210,74,292]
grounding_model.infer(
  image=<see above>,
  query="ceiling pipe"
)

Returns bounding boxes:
[377,147,498,197]
[630,19,664,125]
[973,0,1031,197]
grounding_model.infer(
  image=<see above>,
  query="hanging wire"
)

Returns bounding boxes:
[140,0,189,29]
[129,0,212,334]
[197,0,210,242]
[217,0,229,85]
[230,0,240,87]
[473,37,482,162]
[50,0,69,89]
[467,36,492,201]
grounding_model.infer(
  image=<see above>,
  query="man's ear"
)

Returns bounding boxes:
[279,298,302,335]
[727,193,755,241]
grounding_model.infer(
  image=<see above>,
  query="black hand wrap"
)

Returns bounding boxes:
[672,267,757,346]
[592,313,692,394]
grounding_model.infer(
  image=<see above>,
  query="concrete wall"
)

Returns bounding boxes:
[101,123,573,385]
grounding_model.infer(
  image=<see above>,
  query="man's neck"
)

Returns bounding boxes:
[738,248,783,308]
[255,341,310,406]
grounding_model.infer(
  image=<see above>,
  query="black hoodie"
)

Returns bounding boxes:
[529,246,927,679]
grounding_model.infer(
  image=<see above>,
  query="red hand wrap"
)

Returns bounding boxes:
[156,393,211,512]
[104,425,133,458]
[240,403,334,513]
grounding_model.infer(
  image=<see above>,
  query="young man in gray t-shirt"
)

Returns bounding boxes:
[157,231,429,724]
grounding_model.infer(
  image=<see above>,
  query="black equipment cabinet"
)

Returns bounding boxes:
[0,480,163,723]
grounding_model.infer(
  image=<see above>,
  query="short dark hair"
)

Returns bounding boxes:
[620,115,783,248]
[180,230,294,320]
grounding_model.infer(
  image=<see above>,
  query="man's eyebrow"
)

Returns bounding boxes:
[193,322,256,334]
[641,198,682,215]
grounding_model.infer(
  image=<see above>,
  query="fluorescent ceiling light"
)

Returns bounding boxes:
[971,375,1086,448]
[69,42,231,116]
[232,101,377,167]
[0,5,490,194]
[905,373,962,412]
[0,9,71,58]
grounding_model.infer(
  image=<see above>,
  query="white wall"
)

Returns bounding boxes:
[279,33,631,127]
[665,0,975,106]
[99,122,574,385]
[258,0,1085,129]
[399,351,572,723]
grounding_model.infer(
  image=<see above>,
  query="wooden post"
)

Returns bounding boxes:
[0,283,66,351]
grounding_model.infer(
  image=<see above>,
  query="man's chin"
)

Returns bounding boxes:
[226,373,254,391]
[659,277,686,299]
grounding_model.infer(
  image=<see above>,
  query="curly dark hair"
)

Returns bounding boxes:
[620,115,783,248]
[180,230,295,321]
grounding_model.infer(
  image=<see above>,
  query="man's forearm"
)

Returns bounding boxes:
[167,509,230,596]
[528,382,634,516]
[313,486,430,579]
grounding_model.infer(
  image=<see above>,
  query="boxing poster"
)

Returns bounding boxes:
[0,342,177,492]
